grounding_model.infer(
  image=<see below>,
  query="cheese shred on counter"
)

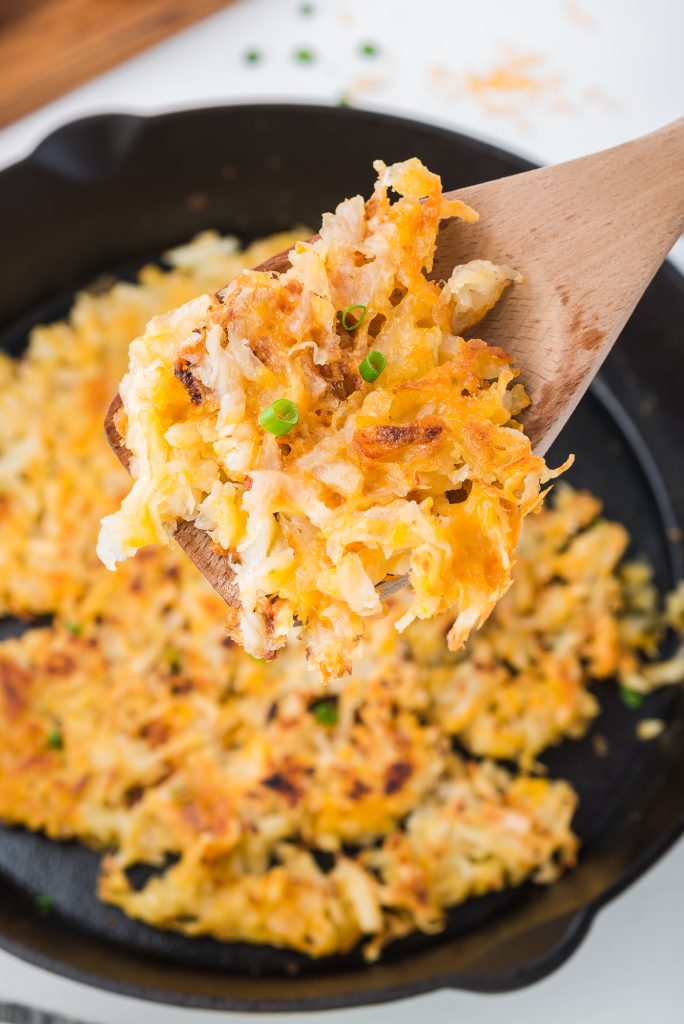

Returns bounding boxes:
[97,159,569,678]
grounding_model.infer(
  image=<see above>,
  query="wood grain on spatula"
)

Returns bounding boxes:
[105,117,684,606]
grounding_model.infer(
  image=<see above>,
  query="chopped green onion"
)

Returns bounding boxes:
[244,49,262,64]
[259,398,299,436]
[620,686,643,710]
[64,620,82,635]
[337,94,352,108]
[34,893,54,914]
[313,698,338,726]
[360,42,379,57]
[341,304,368,331]
[295,48,315,63]
[299,2,314,13]
[46,729,63,750]
[359,350,387,384]
[165,648,182,675]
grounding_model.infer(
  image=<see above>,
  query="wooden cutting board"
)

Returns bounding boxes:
[0,0,235,129]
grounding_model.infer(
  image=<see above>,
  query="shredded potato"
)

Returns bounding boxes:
[1,228,682,962]
[98,159,569,678]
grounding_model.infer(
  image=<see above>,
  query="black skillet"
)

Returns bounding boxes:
[0,105,682,1013]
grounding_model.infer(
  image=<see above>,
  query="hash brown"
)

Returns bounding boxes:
[1,229,683,960]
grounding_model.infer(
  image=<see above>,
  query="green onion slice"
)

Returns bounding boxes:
[359,350,387,383]
[313,699,338,726]
[46,729,64,750]
[620,686,643,710]
[259,398,299,435]
[341,304,368,331]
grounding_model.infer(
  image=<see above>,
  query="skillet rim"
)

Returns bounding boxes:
[0,101,682,1011]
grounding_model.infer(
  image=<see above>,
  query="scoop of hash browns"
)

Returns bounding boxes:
[1,229,683,961]
[98,159,569,678]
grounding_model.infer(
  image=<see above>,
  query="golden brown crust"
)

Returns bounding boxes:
[353,416,446,460]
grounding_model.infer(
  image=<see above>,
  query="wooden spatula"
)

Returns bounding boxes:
[105,117,684,604]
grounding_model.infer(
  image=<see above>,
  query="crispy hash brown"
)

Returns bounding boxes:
[1,231,683,961]
[97,159,569,678]
[0,230,305,620]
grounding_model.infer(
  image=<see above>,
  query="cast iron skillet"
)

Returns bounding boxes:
[0,105,682,1013]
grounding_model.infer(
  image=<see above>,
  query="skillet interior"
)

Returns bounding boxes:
[0,104,682,1010]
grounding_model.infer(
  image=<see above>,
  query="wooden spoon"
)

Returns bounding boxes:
[105,117,684,605]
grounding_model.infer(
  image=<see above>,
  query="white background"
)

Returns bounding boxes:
[0,1,682,1021]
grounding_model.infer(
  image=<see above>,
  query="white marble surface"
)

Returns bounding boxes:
[0,1,682,1020]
